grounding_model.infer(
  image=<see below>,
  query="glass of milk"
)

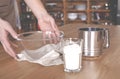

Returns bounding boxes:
[63,38,83,72]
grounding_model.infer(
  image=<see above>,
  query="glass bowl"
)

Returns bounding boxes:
[17,31,64,54]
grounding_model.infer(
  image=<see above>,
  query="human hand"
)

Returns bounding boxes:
[0,18,18,58]
[38,13,60,43]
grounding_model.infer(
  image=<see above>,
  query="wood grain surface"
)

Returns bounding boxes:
[0,23,120,79]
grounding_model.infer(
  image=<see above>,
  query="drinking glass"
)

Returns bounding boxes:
[63,38,83,72]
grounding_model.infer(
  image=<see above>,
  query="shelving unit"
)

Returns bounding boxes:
[43,0,64,26]
[64,0,88,24]
[63,0,112,25]
[18,0,112,32]
[89,0,111,25]
[43,0,112,25]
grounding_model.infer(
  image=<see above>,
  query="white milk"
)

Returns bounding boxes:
[63,43,82,71]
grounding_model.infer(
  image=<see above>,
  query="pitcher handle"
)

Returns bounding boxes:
[103,28,110,48]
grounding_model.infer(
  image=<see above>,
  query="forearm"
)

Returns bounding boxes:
[24,0,48,19]
[24,0,59,35]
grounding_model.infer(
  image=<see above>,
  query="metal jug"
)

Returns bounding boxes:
[79,27,110,57]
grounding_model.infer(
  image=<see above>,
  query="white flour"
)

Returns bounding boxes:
[63,43,82,70]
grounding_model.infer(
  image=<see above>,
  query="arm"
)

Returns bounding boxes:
[24,0,47,19]
[0,18,18,58]
[24,0,59,35]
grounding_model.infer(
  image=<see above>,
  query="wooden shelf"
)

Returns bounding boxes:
[47,8,63,12]
[67,2,87,4]
[44,0,63,3]
[67,10,87,12]
[67,19,87,22]
[90,9,110,12]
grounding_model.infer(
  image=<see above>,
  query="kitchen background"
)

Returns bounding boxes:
[16,0,120,32]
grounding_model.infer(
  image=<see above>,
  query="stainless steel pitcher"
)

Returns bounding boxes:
[79,27,110,57]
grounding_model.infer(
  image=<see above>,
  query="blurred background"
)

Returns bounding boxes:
[16,0,120,33]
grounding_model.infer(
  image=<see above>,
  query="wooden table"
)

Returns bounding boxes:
[0,23,120,79]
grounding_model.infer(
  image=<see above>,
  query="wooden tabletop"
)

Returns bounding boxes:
[0,23,120,79]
